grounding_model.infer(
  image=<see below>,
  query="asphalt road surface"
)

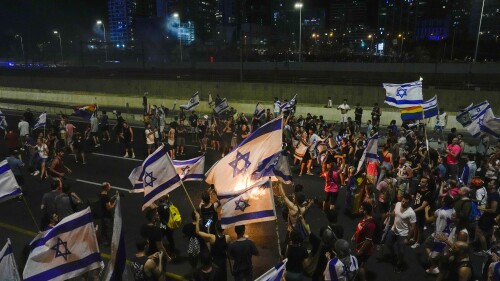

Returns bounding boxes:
[0,110,487,281]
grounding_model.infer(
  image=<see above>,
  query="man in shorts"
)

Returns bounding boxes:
[337,99,351,128]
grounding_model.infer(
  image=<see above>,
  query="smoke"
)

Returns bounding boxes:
[163,15,180,39]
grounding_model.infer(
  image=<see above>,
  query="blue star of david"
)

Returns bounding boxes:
[51,237,71,261]
[228,151,252,177]
[396,87,407,98]
[181,165,191,175]
[234,197,250,212]
[144,171,157,187]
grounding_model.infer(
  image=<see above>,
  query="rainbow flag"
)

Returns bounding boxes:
[400,106,423,121]
[73,104,97,120]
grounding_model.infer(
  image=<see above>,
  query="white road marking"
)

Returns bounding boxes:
[92,152,143,162]
[74,178,132,192]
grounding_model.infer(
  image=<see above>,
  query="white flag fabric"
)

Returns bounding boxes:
[251,151,293,185]
[219,179,275,228]
[480,113,500,139]
[422,96,439,118]
[129,155,205,192]
[180,92,200,111]
[141,145,182,210]
[214,98,229,114]
[23,207,103,281]
[280,94,297,111]
[456,101,493,137]
[255,259,287,281]
[208,93,213,107]
[0,160,22,203]
[383,81,423,108]
[356,133,379,174]
[0,110,7,131]
[102,195,127,281]
[254,102,265,119]
[33,112,47,130]
[173,155,205,181]
[0,239,21,281]
[205,117,282,197]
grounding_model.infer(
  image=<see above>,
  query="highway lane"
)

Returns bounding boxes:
[0,111,487,280]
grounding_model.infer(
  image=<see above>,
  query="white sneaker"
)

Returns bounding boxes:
[131,154,136,159]
[33,171,40,176]
[426,267,439,274]
[124,154,129,158]
[411,242,420,249]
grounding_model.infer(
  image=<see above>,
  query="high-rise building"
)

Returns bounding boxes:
[108,0,135,46]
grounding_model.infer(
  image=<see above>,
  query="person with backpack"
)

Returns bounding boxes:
[183,211,207,273]
[157,195,180,260]
[321,162,340,211]
[140,205,172,267]
[476,179,500,256]
[351,201,376,281]
[323,239,359,281]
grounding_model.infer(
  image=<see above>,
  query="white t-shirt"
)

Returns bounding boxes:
[18,120,30,136]
[37,144,49,159]
[273,101,281,113]
[392,202,416,237]
[145,129,155,145]
[434,208,455,236]
[437,112,447,127]
[476,187,488,207]
[324,256,359,281]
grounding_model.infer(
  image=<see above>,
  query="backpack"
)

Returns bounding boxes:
[187,236,201,257]
[457,199,480,223]
[167,204,182,229]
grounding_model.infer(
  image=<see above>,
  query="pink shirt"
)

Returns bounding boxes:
[324,170,339,193]
[65,123,76,137]
[446,144,461,165]
[367,161,379,176]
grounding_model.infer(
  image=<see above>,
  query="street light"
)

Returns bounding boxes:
[398,34,404,56]
[474,0,486,63]
[294,2,303,62]
[14,34,25,63]
[53,30,63,65]
[173,13,182,62]
[96,20,108,61]
[368,34,374,52]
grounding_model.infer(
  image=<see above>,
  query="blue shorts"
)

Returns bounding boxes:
[434,125,444,130]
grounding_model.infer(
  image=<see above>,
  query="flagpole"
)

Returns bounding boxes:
[180,181,197,211]
[422,110,430,167]
[269,179,282,259]
[22,196,40,232]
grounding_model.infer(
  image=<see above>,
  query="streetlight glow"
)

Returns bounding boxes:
[295,2,303,62]
[96,20,108,61]
[173,13,182,62]
[53,30,63,64]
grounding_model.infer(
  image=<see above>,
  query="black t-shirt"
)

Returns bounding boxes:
[228,239,259,273]
[140,224,163,255]
[355,107,363,119]
[285,244,308,273]
[413,189,432,214]
[100,193,113,218]
[189,114,198,127]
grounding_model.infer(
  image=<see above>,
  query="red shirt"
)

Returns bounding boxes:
[355,218,376,256]
[4,132,19,149]
[446,144,461,165]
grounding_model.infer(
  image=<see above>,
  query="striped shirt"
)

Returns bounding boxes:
[324,256,359,281]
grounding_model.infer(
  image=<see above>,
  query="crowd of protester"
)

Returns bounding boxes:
[2,97,500,281]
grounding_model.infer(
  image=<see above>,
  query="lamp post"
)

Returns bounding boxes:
[368,34,374,52]
[96,20,108,61]
[15,34,25,63]
[173,13,182,62]
[294,2,303,62]
[474,0,486,63]
[398,34,404,56]
[53,31,63,65]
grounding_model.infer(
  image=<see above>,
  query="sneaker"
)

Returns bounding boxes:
[306,171,314,175]
[75,160,79,163]
[123,154,129,158]
[33,171,40,176]
[426,267,440,275]
[411,242,420,249]
[131,154,136,159]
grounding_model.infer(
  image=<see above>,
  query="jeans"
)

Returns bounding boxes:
[385,229,407,267]
[377,162,393,185]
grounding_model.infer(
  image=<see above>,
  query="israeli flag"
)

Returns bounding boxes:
[102,194,127,281]
[255,259,287,281]
[23,207,103,281]
[214,98,229,114]
[480,113,500,139]
[251,150,293,185]
[0,160,22,203]
[33,112,47,130]
[0,239,21,281]
[141,145,182,210]
[456,101,493,137]
[383,81,423,108]
[180,92,200,111]
[0,110,7,130]
[254,102,265,119]
[422,96,439,118]
[280,94,297,111]
[218,179,275,228]
[128,166,143,192]
[205,117,282,197]
[356,132,379,174]
[173,155,205,181]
